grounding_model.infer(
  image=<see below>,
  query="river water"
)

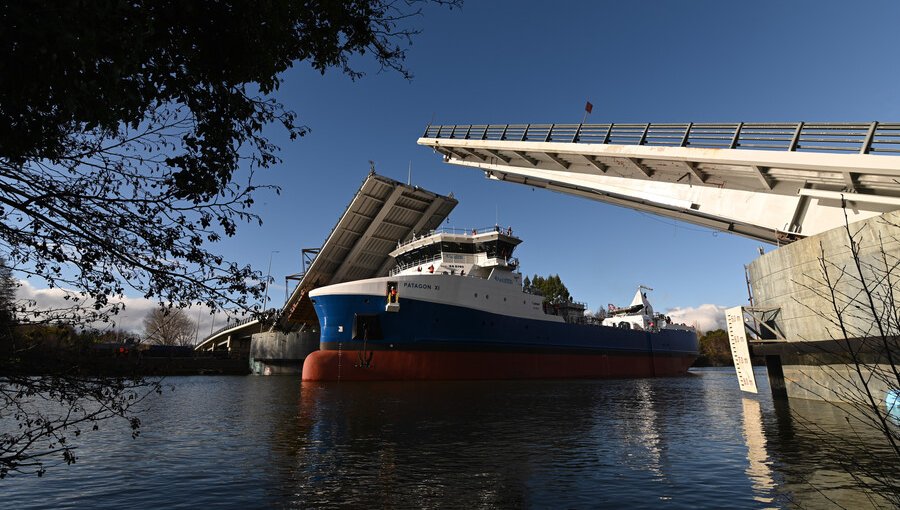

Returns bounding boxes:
[2,368,897,509]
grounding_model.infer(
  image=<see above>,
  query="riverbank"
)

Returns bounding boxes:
[9,345,249,376]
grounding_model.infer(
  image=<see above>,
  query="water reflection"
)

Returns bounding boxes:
[740,397,776,507]
[624,379,663,477]
[760,395,899,509]
[287,381,554,507]
[273,376,764,508]
[278,372,897,508]
[2,370,896,509]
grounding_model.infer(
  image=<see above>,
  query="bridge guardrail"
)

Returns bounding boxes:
[198,314,266,347]
[423,122,900,155]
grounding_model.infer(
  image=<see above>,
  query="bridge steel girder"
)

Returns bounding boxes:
[673,160,706,183]
[418,137,900,245]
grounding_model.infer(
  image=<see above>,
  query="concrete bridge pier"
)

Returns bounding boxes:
[749,209,900,403]
[249,331,320,375]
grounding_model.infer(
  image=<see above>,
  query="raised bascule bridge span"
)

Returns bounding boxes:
[419,121,900,403]
[418,122,900,244]
[194,172,458,373]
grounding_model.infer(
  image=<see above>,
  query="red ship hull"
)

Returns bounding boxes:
[301,349,695,382]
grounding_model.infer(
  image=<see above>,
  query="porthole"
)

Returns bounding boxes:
[474,293,478,298]
[485,295,489,299]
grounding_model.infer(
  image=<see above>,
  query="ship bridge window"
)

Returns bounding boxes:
[441,241,475,254]
[395,244,441,267]
[475,240,517,259]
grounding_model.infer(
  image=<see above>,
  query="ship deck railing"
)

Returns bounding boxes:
[397,225,519,251]
[390,255,520,276]
[390,254,445,276]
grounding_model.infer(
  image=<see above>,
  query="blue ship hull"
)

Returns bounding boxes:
[303,293,698,381]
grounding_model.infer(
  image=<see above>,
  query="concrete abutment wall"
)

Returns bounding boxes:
[749,209,900,402]
[249,331,319,375]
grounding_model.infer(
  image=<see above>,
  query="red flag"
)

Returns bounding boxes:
[585,101,593,114]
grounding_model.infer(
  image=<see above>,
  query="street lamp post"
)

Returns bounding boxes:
[262,250,279,312]
[260,250,280,334]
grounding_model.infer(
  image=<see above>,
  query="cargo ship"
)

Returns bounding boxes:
[302,227,698,381]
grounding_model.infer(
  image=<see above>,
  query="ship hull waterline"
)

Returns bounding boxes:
[301,348,696,382]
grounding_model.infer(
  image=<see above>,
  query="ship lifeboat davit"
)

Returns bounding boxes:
[301,348,695,382]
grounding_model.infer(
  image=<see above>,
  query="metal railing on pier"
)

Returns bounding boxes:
[423,122,900,155]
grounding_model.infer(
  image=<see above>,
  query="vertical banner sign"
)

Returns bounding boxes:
[726,306,758,393]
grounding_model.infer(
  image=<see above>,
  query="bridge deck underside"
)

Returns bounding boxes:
[419,123,900,244]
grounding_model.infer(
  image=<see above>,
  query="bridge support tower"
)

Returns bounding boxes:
[250,331,320,375]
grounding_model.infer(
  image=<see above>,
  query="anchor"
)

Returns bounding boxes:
[355,324,375,369]
[356,349,374,369]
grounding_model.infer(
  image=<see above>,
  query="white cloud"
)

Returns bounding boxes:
[16,280,242,342]
[664,304,728,333]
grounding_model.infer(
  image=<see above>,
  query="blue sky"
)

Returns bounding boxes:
[226,0,900,319]
[22,0,900,332]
